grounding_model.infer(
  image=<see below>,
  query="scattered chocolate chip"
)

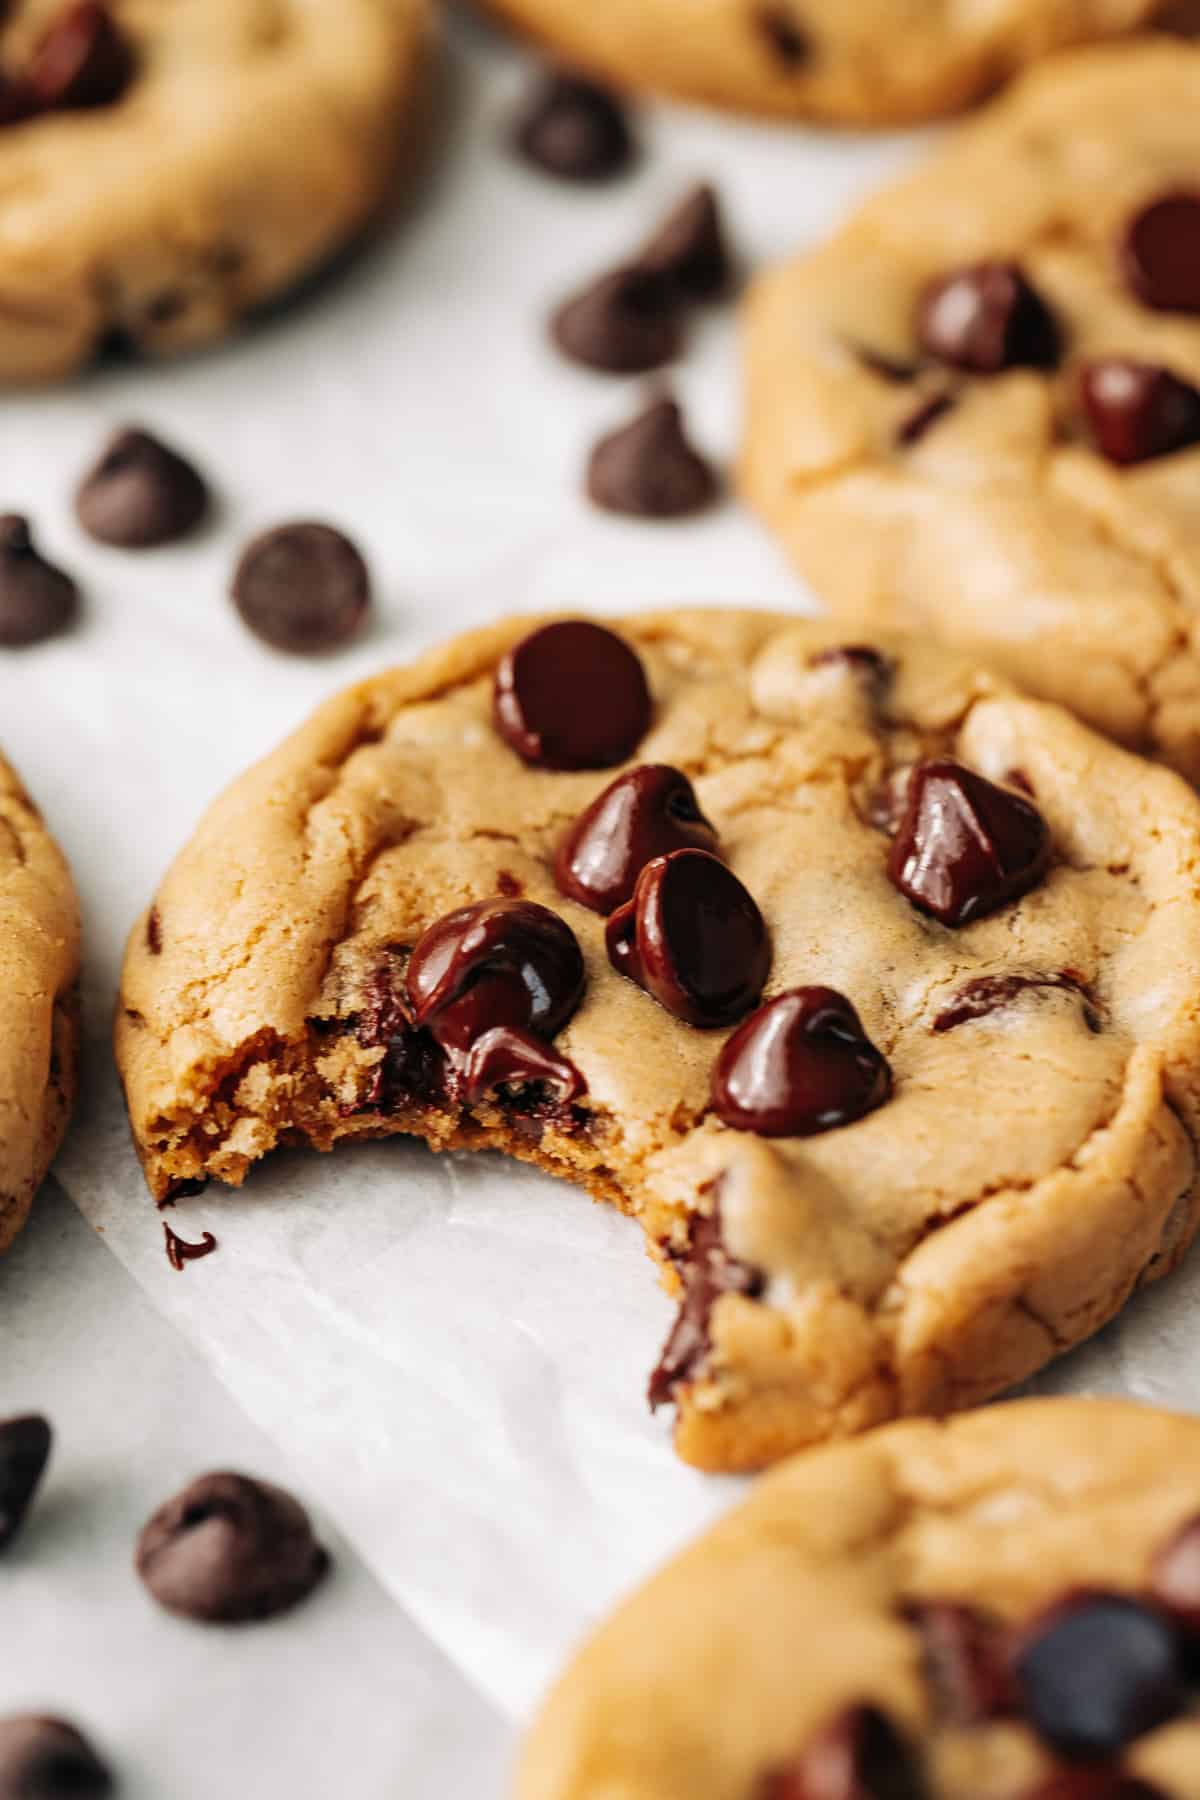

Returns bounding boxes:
[1123,192,1200,313]
[647,1194,763,1408]
[511,70,634,182]
[0,1716,112,1800]
[0,517,77,647]
[888,759,1051,927]
[907,1602,1016,1725]
[932,971,1100,1034]
[556,764,718,915]
[1013,1591,1187,1760]
[75,427,209,548]
[916,262,1060,374]
[895,391,954,448]
[1150,1513,1200,1636]
[712,987,890,1139]
[29,2,134,110]
[551,266,683,374]
[755,6,810,67]
[1079,358,1200,466]
[637,184,731,303]
[607,847,770,1027]
[163,1222,218,1272]
[494,619,652,769]
[758,1705,925,1800]
[0,1415,51,1551]
[145,907,162,954]
[1016,1774,1167,1800]
[587,396,717,519]
[135,1470,330,1624]
[231,522,369,654]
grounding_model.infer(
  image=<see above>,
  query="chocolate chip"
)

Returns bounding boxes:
[135,1470,330,1624]
[0,1716,112,1800]
[511,70,635,182]
[647,1195,763,1408]
[494,619,652,769]
[895,391,954,448]
[932,971,1100,1034]
[29,2,134,110]
[758,1705,925,1800]
[607,848,770,1027]
[0,517,77,647]
[1016,1774,1168,1800]
[1013,1591,1187,1760]
[231,522,370,654]
[756,7,810,67]
[637,185,731,303]
[0,1415,51,1551]
[711,987,890,1138]
[587,396,717,519]
[1123,192,1200,312]
[888,759,1051,927]
[459,1026,585,1105]
[1150,1512,1200,1636]
[163,1222,217,1272]
[556,764,718,914]
[1079,358,1200,466]
[916,262,1060,374]
[145,907,162,954]
[907,1602,1016,1725]
[551,266,683,374]
[75,427,208,547]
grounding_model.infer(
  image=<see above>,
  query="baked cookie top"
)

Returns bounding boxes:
[117,611,1200,1470]
[743,40,1200,781]
[518,1398,1200,1800]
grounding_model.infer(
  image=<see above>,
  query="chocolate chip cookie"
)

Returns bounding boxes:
[519,1398,1200,1800]
[743,40,1200,782]
[0,0,431,382]
[0,749,79,1254]
[116,611,1200,1471]
[482,0,1163,125]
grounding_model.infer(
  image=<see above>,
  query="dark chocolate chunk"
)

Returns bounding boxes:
[231,522,369,654]
[587,396,717,519]
[0,1415,51,1551]
[647,1195,763,1408]
[1013,1590,1187,1760]
[494,619,652,769]
[888,759,1050,927]
[895,392,954,448]
[916,262,1059,374]
[75,427,208,547]
[637,184,731,303]
[1150,1512,1200,1636]
[932,970,1100,1034]
[556,764,718,915]
[551,266,683,374]
[0,517,77,647]
[1016,1774,1167,1800]
[907,1601,1016,1725]
[1123,192,1200,313]
[712,987,891,1139]
[607,847,770,1027]
[135,1470,330,1624]
[511,70,634,182]
[0,1716,112,1800]
[1079,358,1200,465]
[163,1223,218,1272]
[29,2,134,110]
[756,7,810,67]
[757,1704,925,1800]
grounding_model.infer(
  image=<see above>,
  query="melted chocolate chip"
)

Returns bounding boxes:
[637,185,731,303]
[231,522,370,654]
[511,70,635,182]
[607,848,770,1027]
[1150,1513,1200,1636]
[758,1705,924,1800]
[76,426,209,547]
[895,391,954,448]
[1013,1591,1187,1760]
[1079,358,1200,466]
[711,987,891,1139]
[933,970,1100,1033]
[0,1415,51,1551]
[916,262,1060,374]
[647,1197,763,1408]
[30,2,134,110]
[907,1602,1016,1725]
[460,1026,586,1104]
[1123,192,1200,313]
[587,396,717,519]
[135,1471,330,1624]
[355,966,447,1113]
[494,620,652,769]
[888,760,1051,927]
[0,1716,112,1800]
[756,7,810,67]
[0,517,77,647]
[556,764,719,915]
[163,1222,218,1272]
[1017,1774,1168,1800]
[551,266,683,374]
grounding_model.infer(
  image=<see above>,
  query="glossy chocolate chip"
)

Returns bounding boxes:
[1013,1591,1187,1760]
[916,262,1059,374]
[1150,1512,1200,1635]
[907,1602,1016,1725]
[712,987,891,1138]
[0,1716,113,1800]
[30,2,134,110]
[76,427,209,547]
[758,1705,925,1800]
[1123,192,1200,312]
[607,848,769,1027]
[0,517,77,647]
[895,391,954,448]
[494,619,652,769]
[1017,1774,1167,1800]
[551,266,683,374]
[888,759,1050,927]
[135,1470,330,1624]
[511,70,635,182]
[556,764,718,915]
[933,970,1100,1034]
[231,522,369,654]
[460,1025,585,1104]
[638,184,731,303]
[1080,358,1200,465]
[647,1196,763,1408]
[587,397,717,519]
[0,1415,51,1551]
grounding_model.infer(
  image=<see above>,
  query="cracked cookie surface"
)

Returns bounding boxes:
[742,41,1200,781]
[116,611,1200,1470]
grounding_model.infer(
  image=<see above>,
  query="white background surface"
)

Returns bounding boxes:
[3,10,1193,1795]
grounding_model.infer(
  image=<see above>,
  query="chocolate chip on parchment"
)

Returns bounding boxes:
[712,987,891,1138]
[0,1716,112,1800]
[76,427,209,548]
[551,266,683,374]
[0,1415,51,1551]
[587,396,717,518]
[163,1222,217,1272]
[556,764,718,915]
[494,619,652,769]
[607,847,770,1027]
[1080,358,1200,465]
[0,517,77,648]
[231,522,370,653]
[135,1471,330,1624]
[1123,192,1200,313]
[917,262,1060,374]
[30,2,134,110]
[512,70,635,182]
[637,185,731,303]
